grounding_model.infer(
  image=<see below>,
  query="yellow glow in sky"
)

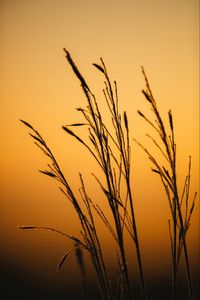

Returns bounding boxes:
[0,0,199,298]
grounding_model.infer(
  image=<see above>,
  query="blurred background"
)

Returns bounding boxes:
[0,0,199,299]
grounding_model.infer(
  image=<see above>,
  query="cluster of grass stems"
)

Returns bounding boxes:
[19,50,196,300]
[135,68,197,300]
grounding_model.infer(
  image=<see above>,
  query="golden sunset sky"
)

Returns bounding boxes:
[0,0,199,298]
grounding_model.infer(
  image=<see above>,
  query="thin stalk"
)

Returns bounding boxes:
[126,180,147,300]
[173,176,194,300]
[172,200,177,300]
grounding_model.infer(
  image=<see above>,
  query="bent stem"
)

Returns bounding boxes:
[19,120,113,300]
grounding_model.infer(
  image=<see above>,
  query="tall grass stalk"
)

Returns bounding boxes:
[136,67,196,300]
[19,50,147,300]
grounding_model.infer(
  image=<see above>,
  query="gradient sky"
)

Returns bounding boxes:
[0,0,199,298]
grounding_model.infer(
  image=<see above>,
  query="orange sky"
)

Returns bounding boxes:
[0,0,199,298]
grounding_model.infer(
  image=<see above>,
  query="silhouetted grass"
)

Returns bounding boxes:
[19,51,196,300]
[136,67,196,300]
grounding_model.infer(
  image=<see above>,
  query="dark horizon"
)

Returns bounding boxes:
[2,259,199,299]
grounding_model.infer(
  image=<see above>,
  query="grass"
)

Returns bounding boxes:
[135,67,196,300]
[19,50,196,300]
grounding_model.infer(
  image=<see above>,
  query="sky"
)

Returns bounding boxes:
[0,0,199,299]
